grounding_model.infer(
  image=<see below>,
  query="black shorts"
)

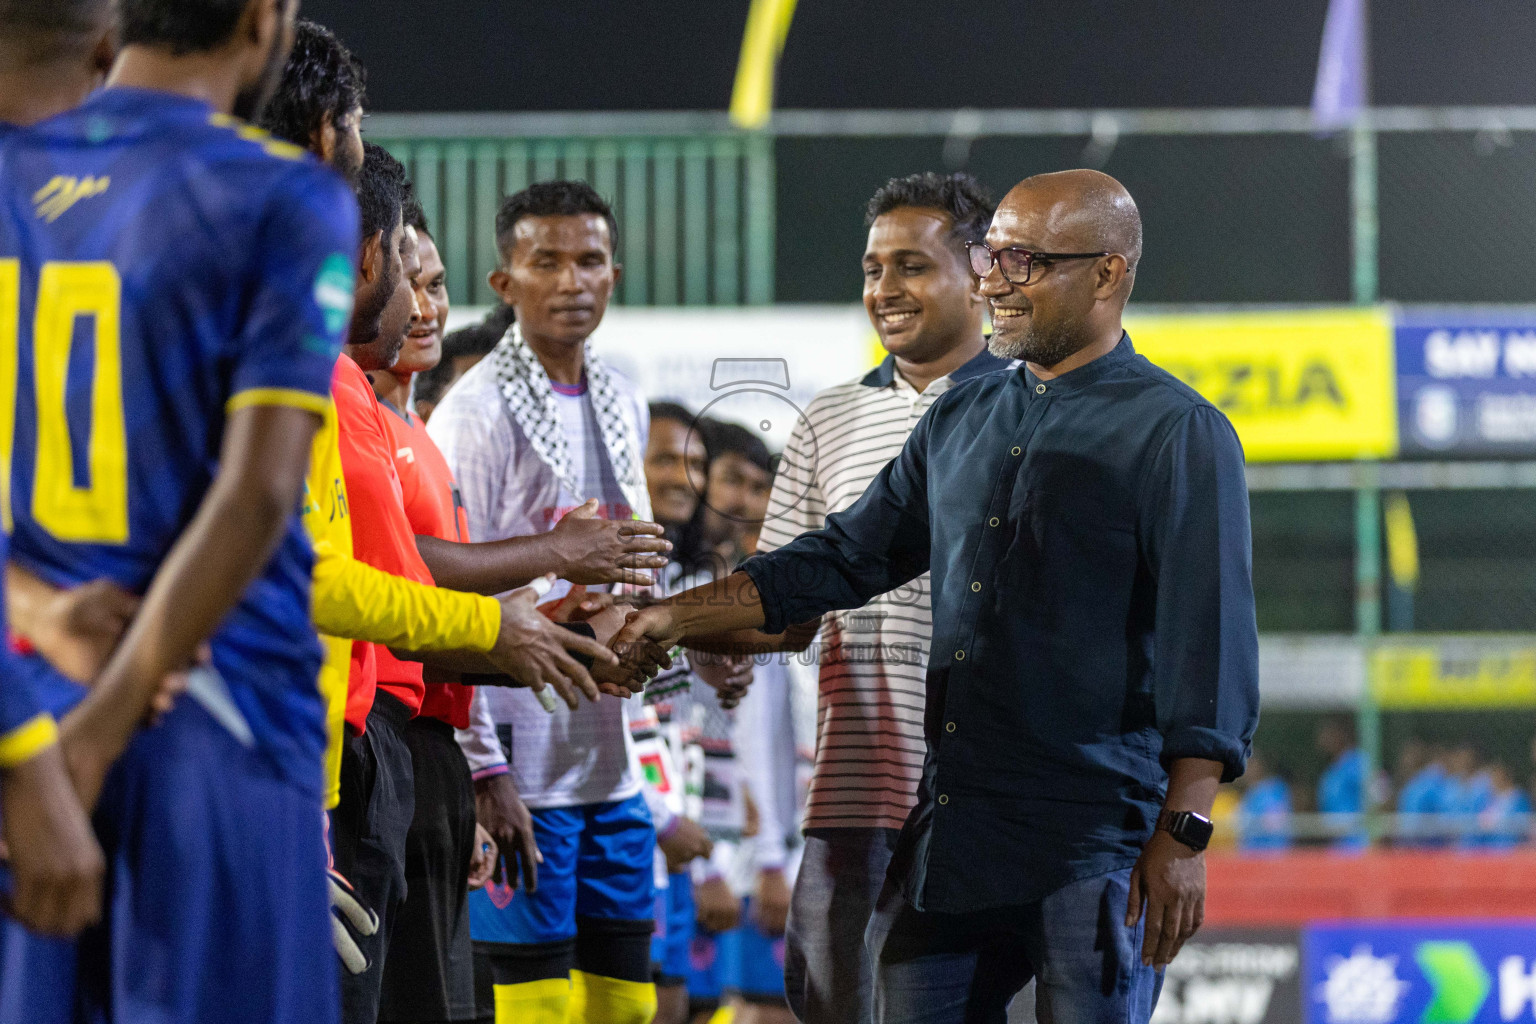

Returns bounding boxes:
[331,691,416,1024]
[378,715,479,1023]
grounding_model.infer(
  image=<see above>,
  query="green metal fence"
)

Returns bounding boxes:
[377,131,774,308]
[376,104,1536,312]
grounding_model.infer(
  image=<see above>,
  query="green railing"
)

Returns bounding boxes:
[375,104,1536,311]
[377,130,774,308]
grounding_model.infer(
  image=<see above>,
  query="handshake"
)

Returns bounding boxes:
[490,583,754,711]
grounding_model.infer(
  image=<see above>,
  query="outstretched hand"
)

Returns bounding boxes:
[550,500,671,587]
[608,606,681,690]
[487,578,618,709]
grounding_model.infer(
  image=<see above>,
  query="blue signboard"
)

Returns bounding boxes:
[1303,922,1536,1024]
[1397,310,1536,456]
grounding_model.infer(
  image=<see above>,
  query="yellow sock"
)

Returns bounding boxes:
[493,977,571,1024]
[707,1006,736,1024]
[570,969,658,1024]
[568,968,588,1022]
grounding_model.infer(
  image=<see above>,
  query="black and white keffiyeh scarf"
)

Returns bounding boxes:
[488,323,649,518]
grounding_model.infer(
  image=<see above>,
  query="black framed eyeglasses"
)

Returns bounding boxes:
[965,241,1110,285]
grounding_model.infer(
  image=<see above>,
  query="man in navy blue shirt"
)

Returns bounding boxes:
[616,169,1259,1023]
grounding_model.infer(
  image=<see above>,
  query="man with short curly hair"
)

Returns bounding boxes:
[754,171,1012,1024]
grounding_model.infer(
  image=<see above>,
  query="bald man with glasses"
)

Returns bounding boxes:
[614,169,1260,1023]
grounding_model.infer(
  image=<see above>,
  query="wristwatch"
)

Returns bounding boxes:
[1157,810,1214,852]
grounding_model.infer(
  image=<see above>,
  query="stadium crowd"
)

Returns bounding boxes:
[0,2,1264,1024]
[1226,719,1536,851]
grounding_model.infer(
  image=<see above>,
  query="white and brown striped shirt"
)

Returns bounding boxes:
[755,349,1012,831]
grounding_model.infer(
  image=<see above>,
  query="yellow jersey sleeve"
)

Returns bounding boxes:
[311,544,501,654]
[302,398,353,809]
[301,396,500,807]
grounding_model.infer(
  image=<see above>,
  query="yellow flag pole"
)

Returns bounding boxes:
[730,0,799,129]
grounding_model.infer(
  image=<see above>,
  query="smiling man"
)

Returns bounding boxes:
[615,169,1260,1023]
[759,172,1008,1024]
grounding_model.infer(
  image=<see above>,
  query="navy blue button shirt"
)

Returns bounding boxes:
[742,334,1259,913]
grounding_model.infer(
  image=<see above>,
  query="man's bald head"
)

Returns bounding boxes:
[1001,169,1142,277]
[980,170,1142,370]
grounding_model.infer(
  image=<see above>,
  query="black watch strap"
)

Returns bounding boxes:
[1157,809,1214,852]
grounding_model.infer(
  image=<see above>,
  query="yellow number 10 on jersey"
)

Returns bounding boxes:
[0,258,129,543]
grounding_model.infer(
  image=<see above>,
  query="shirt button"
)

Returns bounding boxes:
[988,516,1000,527]
[954,650,965,661]
[938,794,950,805]
[1036,383,1047,394]
[1010,446,1021,456]
[945,722,956,733]
[971,581,981,592]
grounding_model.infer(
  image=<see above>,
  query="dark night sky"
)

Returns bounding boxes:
[300,0,1536,112]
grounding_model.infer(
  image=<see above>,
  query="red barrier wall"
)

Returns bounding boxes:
[1205,850,1536,925]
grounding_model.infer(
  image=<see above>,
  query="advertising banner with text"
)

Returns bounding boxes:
[1127,308,1399,463]
[1304,922,1536,1024]
[1397,310,1536,457]
[448,305,1413,463]
[1152,927,1302,1024]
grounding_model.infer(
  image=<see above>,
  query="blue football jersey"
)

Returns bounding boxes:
[0,88,359,796]
[0,121,57,770]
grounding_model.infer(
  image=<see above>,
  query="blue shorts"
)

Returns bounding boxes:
[0,917,74,1024]
[687,924,741,1003]
[469,793,655,945]
[736,898,788,1002]
[651,870,694,983]
[0,699,336,1024]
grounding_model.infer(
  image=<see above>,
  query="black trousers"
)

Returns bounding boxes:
[378,716,479,1023]
[331,692,416,1024]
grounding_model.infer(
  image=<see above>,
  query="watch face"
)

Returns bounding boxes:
[1182,812,1214,848]
[1163,810,1213,850]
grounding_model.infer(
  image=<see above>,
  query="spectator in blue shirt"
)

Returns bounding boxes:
[1471,762,1531,848]
[1445,746,1494,847]
[1395,741,1452,846]
[1235,750,1291,852]
[1316,717,1369,848]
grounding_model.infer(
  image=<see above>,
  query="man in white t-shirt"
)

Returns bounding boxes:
[429,181,663,1024]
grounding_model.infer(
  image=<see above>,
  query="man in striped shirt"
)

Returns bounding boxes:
[754,172,1010,1024]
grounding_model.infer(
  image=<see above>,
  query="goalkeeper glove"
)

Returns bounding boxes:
[327,868,378,975]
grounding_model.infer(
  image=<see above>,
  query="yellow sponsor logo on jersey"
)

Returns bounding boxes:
[32,176,111,223]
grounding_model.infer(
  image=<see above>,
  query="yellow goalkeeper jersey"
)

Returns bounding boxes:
[301,397,500,808]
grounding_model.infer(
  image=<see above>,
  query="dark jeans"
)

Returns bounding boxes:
[866,868,1161,1024]
[331,693,416,1024]
[784,827,901,1024]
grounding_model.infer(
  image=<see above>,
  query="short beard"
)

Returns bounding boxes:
[347,287,389,353]
[988,317,1087,368]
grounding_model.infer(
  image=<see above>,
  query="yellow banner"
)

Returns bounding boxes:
[1371,645,1536,709]
[1125,308,1398,462]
